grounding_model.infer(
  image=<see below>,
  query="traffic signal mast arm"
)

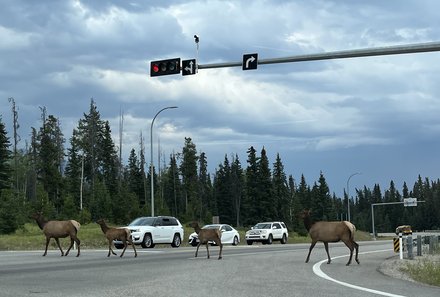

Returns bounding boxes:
[197,41,440,70]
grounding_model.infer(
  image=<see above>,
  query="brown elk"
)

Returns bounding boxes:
[301,210,359,266]
[189,222,223,260]
[31,212,81,257]
[96,219,137,258]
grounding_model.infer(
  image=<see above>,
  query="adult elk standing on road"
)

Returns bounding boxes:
[301,210,359,266]
[31,212,81,257]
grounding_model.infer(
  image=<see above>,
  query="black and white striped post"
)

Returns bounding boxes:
[399,232,403,260]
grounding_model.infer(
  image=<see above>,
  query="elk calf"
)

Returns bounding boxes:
[189,222,223,260]
[96,219,137,258]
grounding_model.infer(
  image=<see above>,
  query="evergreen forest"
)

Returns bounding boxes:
[1,99,440,235]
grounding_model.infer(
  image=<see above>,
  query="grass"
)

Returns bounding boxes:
[0,223,371,251]
[401,254,440,286]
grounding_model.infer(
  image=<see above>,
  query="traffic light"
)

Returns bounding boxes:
[150,58,181,77]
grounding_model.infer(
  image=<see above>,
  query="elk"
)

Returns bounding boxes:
[189,222,223,260]
[31,212,81,257]
[301,210,359,266]
[96,219,137,258]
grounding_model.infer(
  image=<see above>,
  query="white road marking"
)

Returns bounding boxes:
[313,249,406,297]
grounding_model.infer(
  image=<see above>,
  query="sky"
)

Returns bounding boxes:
[1,0,440,198]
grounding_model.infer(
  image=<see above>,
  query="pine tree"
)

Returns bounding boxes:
[214,155,233,224]
[230,154,244,226]
[64,129,83,210]
[77,99,105,195]
[257,147,274,221]
[297,174,311,210]
[179,137,198,220]
[243,146,259,225]
[37,115,65,213]
[127,148,144,206]
[198,152,213,223]
[162,153,182,217]
[100,121,119,194]
[0,117,11,191]
[310,172,333,221]
[272,153,289,224]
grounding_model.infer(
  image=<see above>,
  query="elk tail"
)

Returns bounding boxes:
[70,220,81,232]
[343,221,356,239]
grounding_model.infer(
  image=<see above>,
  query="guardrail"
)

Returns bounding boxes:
[396,235,440,260]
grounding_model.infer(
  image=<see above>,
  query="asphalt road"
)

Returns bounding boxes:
[0,241,439,297]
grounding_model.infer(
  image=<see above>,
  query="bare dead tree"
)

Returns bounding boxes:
[8,97,20,192]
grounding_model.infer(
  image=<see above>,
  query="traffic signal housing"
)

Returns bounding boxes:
[150,58,181,77]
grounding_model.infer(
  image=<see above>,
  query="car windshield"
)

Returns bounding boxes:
[129,217,156,226]
[254,223,271,229]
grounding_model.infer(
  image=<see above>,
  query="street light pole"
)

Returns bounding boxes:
[346,172,361,222]
[150,106,178,217]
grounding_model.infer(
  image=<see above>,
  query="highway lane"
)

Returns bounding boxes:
[0,241,438,297]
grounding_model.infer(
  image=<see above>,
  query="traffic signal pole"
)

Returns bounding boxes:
[197,41,440,70]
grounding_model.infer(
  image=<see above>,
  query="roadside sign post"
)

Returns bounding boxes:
[371,199,425,240]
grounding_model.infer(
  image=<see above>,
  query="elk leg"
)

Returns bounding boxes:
[128,238,137,257]
[75,237,81,257]
[55,238,64,256]
[218,243,223,260]
[354,241,360,264]
[120,241,127,257]
[323,242,331,264]
[43,238,50,256]
[195,242,201,258]
[205,243,210,259]
[65,238,74,256]
[343,240,355,266]
[108,241,117,257]
[305,241,316,263]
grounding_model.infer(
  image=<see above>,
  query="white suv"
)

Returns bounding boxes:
[114,216,184,249]
[245,222,288,245]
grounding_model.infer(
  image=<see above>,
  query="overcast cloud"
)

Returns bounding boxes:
[2,0,440,197]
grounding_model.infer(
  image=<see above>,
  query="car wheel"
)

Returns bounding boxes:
[246,240,253,245]
[280,234,287,244]
[266,234,273,245]
[232,236,239,246]
[114,243,124,249]
[141,233,155,248]
[171,234,181,248]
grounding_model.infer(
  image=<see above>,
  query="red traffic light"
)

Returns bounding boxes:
[152,64,160,73]
[150,58,181,77]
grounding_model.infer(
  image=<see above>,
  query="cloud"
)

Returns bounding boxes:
[2,0,440,196]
